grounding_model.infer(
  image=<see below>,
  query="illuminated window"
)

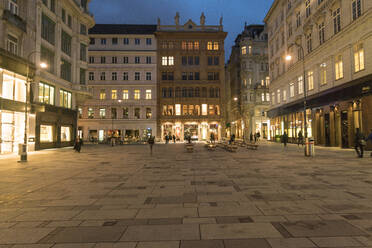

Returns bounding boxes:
[320,63,327,85]
[242,46,247,55]
[335,55,343,80]
[175,104,181,116]
[134,90,140,100]
[40,125,53,143]
[207,41,213,50]
[248,45,252,54]
[202,104,208,115]
[208,105,214,115]
[99,89,106,100]
[262,93,265,102]
[146,108,152,119]
[298,76,303,94]
[277,90,281,104]
[354,44,364,72]
[183,105,188,115]
[61,126,71,142]
[122,90,128,100]
[290,83,295,97]
[182,41,187,50]
[283,90,287,101]
[188,42,193,50]
[162,56,168,66]
[39,82,54,105]
[194,41,199,50]
[111,89,117,100]
[266,76,270,85]
[266,93,270,102]
[88,108,94,118]
[99,108,106,118]
[213,42,219,50]
[307,71,314,90]
[168,56,174,65]
[146,89,152,99]
[59,89,71,109]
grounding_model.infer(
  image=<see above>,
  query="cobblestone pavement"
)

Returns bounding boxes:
[0,142,371,248]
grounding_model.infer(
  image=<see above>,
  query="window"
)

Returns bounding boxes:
[202,87,207,97]
[354,44,364,72]
[182,56,187,65]
[288,22,293,37]
[318,22,325,45]
[272,93,275,105]
[208,72,213,80]
[320,63,327,85]
[146,108,152,119]
[38,82,55,105]
[134,90,140,100]
[135,56,140,64]
[112,57,117,64]
[112,72,117,81]
[162,72,167,80]
[41,14,55,45]
[195,56,200,65]
[188,56,194,65]
[90,38,95,45]
[40,46,54,73]
[80,24,87,35]
[101,38,106,45]
[209,88,215,98]
[283,90,287,102]
[352,0,362,20]
[123,38,129,45]
[333,8,341,34]
[209,105,215,115]
[188,72,194,80]
[146,89,152,99]
[112,38,118,45]
[162,56,168,66]
[99,89,106,100]
[261,93,265,102]
[123,107,129,119]
[89,56,94,64]
[67,15,71,28]
[194,41,199,50]
[168,56,174,66]
[135,72,140,81]
[188,42,193,50]
[195,72,200,80]
[89,72,94,81]
[162,88,167,98]
[80,68,86,85]
[6,34,18,55]
[335,55,343,80]
[306,33,312,53]
[134,108,140,119]
[100,72,106,80]
[298,76,304,94]
[8,0,18,15]
[146,72,152,81]
[60,59,71,82]
[207,41,213,50]
[266,76,270,86]
[277,90,281,104]
[305,0,311,18]
[296,11,301,27]
[168,72,174,80]
[88,108,94,118]
[195,87,200,97]
[135,38,140,45]
[101,56,106,64]
[307,71,314,90]
[40,125,53,143]
[59,89,72,108]
[123,72,128,80]
[242,46,247,55]
[122,90,128,100]
[146,56,152,64]
[61,30,71,56]
[146,38,152,45]
[99,108,106,118]
[208,56,213,66]
[214,57,219,65]
[202,104,208,115]
[111,108,117,119]
[213,42,219,50]
[182,87,187,97]
[182,41,187,50]
[290,83,295,97]
[175,104,181,116]
[248,46,252,54]
[123,57,128,64]
[80,44,87,61]
[266,93,270,102]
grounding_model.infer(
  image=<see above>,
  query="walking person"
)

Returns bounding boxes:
[298,130,304,146]
[256,132,261,141]
[210,133,215,144]
[366,129,372,157]
[355,128,366,158]
[254,133,257,143]
[74,137,82,153]
[172,135,176,143]
[148,136,155,156]
[282,132,288,148]
[165,134,169,144]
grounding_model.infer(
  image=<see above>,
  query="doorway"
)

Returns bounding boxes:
[341,111,349,148]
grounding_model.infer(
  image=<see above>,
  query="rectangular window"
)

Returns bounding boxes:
[277,90,281,103]
[298,76,304,94]
[146,108,152,119]
[188,42,193,50]
[41,46,54,73]
[306,33,312,53]
[101,38,106,45]
[318,22,325,45]
[283,90,287,102]
[134,90,140,100]
[162,72,167,80]
[123,56,128,64]
[146,38,152,45]
[135,56,140,64]
[80,68,86,85]
[80,44,87,61]
[354,44,365,72]
[135,72,140,81]
[188,56,193,65]
[182,41,187,50]
[61,30,72,56]
[40,125,53,143]
[207,41,213,50]
[99,108,106,118]
[146,89,152,99]
[123,107,129,119]
[195,72,200,80]
[194,42,199,50]
[89,56,94,64]
[112,72,117,80]
[88,108,94,118]
[207,72,214,80]
[67,15,71,28]
[182,56,187,65]
[38,82,55,105]
[112,56,117,64]
[112,38,118,45]
[305,0,311,17]
[266,93,270,102]
[61,126,71,142]
[162,56,168,66]
[290,83,295,97]
[111,90,117,99]
[111,108,117,119]
[41,14,55,45]
[146,56,152,64]
[123,38,129,45]
[100,72,106,80]
[335,55,344,80]
[213,42,219,50]
[320,63,327,85]
[123,72,128,80]
[122,90,128,100]
[168,72,174,80]
[146,72,152,81]
[6,34,18,55]
[208,56,213,66]
[242,46,247,55]
[333,8,341,34]
[134,108,140,119]
[59,89,72,108]
[101,56,106,64]
[89,72,94,81]
[175,104,181,115]
[80,24,87,35]
[202,104,208,116]
[214,56,219,65]
[195,56,200,65]
[90,38,95,45]
[307,71,314,90]
[135,38,140,45]
[352,0,362,20]
[296,11,301,27]
[8,0,18,15]
[168,56,174,66]
[99,89,106,100]
[60,59,71,82]
[188,72,194,80]
[182,72,187,80]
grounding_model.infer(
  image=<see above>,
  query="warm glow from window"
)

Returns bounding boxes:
[335,56,343,80]
[168,56,174,66]
[202,104,208,115]
[207,41,213,50]
[298,76,303,94]
[182,41,187,50]
[320,63,327,85]
[162,56,168,66]
[213,42,219,50]
[248,45,252,54]
[175,104,181,116]
[134,89,140,100]
[40,125,53,142]
[100,89,106,100]
[61,126,71,142]
[307,71,314,90]
[146,89,152,99]
[123,90,128,100]
[354,44,364,72]
[111,90,117,100]
[242,46,247,55]
[194,41,199,50]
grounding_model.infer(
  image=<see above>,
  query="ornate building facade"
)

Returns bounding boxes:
[156,13,227,141]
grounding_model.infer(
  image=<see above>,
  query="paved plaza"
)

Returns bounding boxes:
[0,142,371,247]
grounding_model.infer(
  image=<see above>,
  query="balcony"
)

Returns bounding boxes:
[2,9,27,33]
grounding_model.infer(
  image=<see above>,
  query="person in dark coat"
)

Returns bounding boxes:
[298,130,304,146]
[355,128,365,158]
[282,132,288,147]
[74,137,82,153]
[165,134,169,144]
[172,135,176,143]
[148,136,155,155]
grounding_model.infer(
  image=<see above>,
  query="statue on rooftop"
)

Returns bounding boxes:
[200,12,205,25]
[175,12,180,25]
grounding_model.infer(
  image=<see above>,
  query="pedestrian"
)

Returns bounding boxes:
[257,131,261,141]
[148,136,155,155]
[366,129,372,157]
[187,134,192,144]
[172,135,176,143]
[254,133,257,143]
[282,132,288,147]
[74,137,82,153]
[354,128,366,158]
[165,134,169,144]
[298,130,304,146]
[231,134,235,144]
[210,133,215,144]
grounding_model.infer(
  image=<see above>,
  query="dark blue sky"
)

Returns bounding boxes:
[89,0,274,61]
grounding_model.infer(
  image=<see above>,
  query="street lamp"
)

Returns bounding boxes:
[286,41,309,153]
[19,51,48,162]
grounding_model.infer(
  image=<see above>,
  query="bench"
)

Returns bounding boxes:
[246,143,259,150]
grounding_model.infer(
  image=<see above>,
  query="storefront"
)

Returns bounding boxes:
[161,122,222,141]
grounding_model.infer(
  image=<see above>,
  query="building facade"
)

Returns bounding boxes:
[265,0,372,147]
[226,24,270,140]
[78,24,157,143]
[156,13,227,141]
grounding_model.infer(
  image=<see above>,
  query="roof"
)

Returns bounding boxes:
[89,24,157,35]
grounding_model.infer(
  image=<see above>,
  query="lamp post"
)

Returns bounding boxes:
[285,42,308,141]
[19,51,47,162]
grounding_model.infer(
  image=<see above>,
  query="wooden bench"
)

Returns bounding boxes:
[246,143,259,150]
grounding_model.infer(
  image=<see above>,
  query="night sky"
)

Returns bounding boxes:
[89,0,274,61]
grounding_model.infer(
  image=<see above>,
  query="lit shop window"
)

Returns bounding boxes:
[202,104,208,116]
[2,73,26,102]
[40,125,53,143]
[59,89,72,108]
[39,82,55,105]
[61,126,71,142]
[175,104,181,116]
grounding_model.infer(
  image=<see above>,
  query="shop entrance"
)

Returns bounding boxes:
[325,114,331,146]
[209,124,218,140]
[262,123,268,139]
[184,124,198,140]
[1,111,25,154]
[341,111,349,148]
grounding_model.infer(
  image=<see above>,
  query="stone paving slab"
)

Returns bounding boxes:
[0,228,55,244]
[74,210,138,220]
[223,238,272,248]
[135,207,197,219]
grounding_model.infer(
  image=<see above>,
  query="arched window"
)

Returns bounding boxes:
[168,87,173,97]
[175,87,181,97]
[162,88,167,98]
[215,87,220,97]
[202,87,207,97]
[209,88,215,98]
[182,87,187,97]
[188,87,193,97]
[195,87,200,97]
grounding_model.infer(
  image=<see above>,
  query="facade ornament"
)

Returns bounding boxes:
[200,12,205,25]
[175,12,180,25]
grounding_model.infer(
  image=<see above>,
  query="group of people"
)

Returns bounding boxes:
[355,128,372,158]
[249,132,261,143]
[164,134,177,144]
[281,130,304,147]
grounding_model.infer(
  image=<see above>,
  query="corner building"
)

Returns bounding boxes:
[156,14,227,141]
[265,0,372,148]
